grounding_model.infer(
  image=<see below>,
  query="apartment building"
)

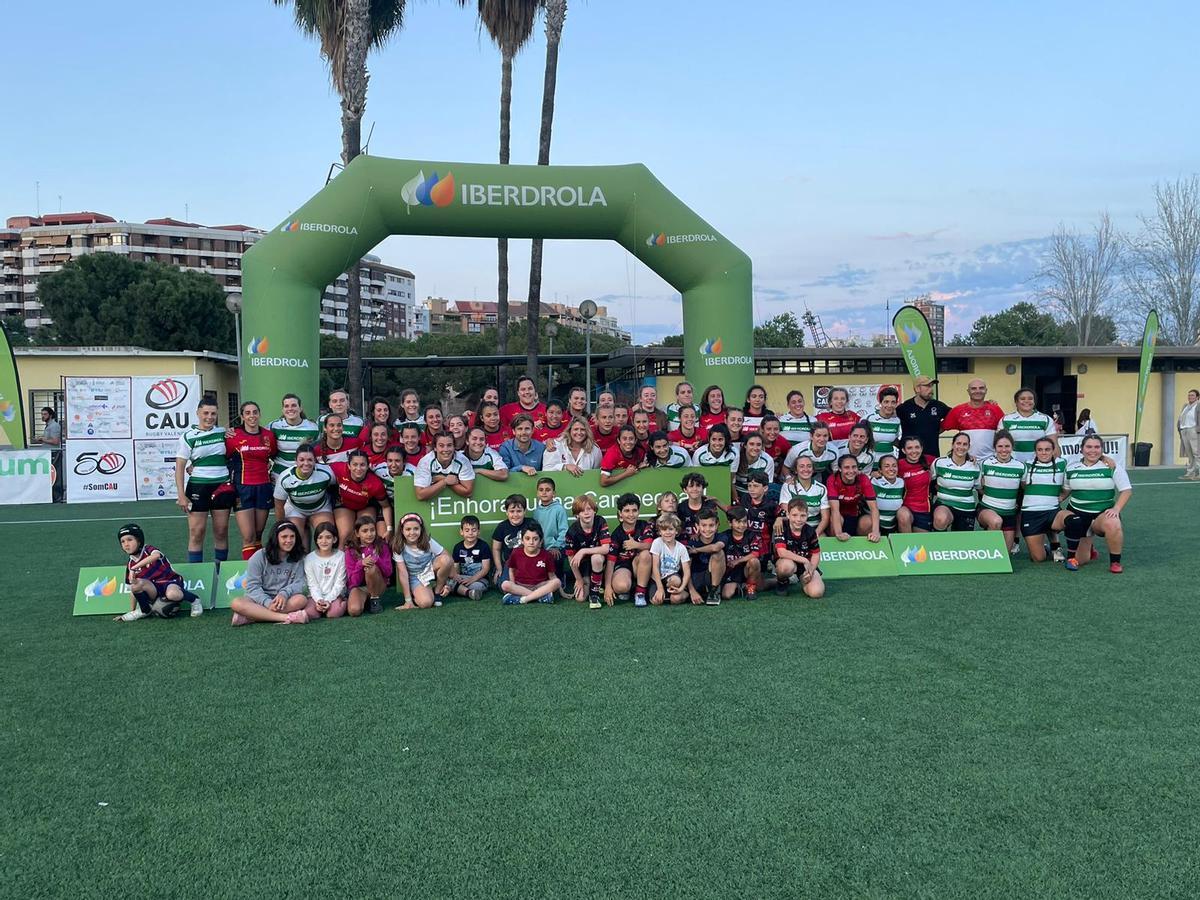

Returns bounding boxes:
[424,297,630,342]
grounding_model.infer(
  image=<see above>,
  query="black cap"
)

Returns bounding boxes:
[118,523,144,549]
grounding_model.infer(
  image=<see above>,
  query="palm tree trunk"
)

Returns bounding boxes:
[496,48,514,395]
[526,0,566,385]
[341,0,371,409]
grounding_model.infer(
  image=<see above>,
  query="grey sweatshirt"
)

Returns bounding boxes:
[243,549,307,603]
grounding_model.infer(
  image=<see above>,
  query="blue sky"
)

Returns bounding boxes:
[5,0,1198,342]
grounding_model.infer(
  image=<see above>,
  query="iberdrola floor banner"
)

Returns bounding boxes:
[1133,309,1159,446]
[0,318,26,449]
[242,156,754,415]
[73,563,215,616]
[892,304,939,396]
[393,466,731,554]
[891,532,1012,576]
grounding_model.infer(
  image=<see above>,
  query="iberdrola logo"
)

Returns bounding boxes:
[699,338,723,356]
[0,399,14,423]
[226,570,247,592]
[281,220,301,232]
[247,337,269,355]
[900,545,929,566]
[401,170,455,211]
[645,232,666,247]
[898,323,922,345]
[85,576,119,597]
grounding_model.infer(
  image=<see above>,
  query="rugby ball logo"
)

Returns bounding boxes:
[145,378,189,411]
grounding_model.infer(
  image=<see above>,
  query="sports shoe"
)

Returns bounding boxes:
[538,595,554,604]
[705,590,721,606]
[116,608,147,622]
[588,593,602,610]
[367,597,382,614]
[231,612,250,627]
[502,593,522,605]
[1009,542,1020,556]
[468,586,484,602]
[774,576,791,596]
[745,588,757,600]
[1064,558,1080,571]
[285,609,309,624]
[433,600,443,607]
[190,599,204,617]
[1109,561,1124,574]
[1090,548,1099,561]
[1052,548,1065,563]
[634,593,647,608]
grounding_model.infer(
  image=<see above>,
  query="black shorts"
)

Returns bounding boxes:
[236,482,274,510]
[1020,509,1058,538]
[611,558,636,575]
[1067,509,1102,532]
[186,480,235,513]
[692,567,715,593]
[841,514,861,536]
[910,510,933,531]
[948,508,976,532]
[723,562,747,586]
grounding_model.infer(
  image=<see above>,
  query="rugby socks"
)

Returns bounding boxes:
[1110,553,1122,565]
[241,543,261,561]
[132,590,154,614]
[188,550,203,563]
[589,571,603,592]
[1063,514,1086,556]
[214,548,229,562]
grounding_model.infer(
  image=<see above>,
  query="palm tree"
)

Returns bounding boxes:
[525,0,566,384]
[471,0,539,393]
[273,0,406,408]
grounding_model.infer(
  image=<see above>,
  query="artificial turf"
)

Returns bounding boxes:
[2,469,1198,898]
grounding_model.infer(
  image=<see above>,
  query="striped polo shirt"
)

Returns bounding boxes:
[979,456,1026,514]
[1000,411,1056,463]
[268,416,319,478]
[1064,460,1131,514]
[177,425,229,484]
[1021,458,1066,512]
[933,456,980,512]
[870,475,905,530]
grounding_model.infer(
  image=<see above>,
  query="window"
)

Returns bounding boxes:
[1117,357,1168,373]
[27,389,64,443]
[227,392,240,425]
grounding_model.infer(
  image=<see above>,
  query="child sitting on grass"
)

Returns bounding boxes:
[565,494,610,609]
[650,513,692,605]
[113,523,202,622]
[773,498,825,599]
[450,515,491,601]
[720,506,762,601]
[391,513,452,610]
[303,521,347,619]
[345,515,394,616]
[500,522,562,605]
[230,521,310,626]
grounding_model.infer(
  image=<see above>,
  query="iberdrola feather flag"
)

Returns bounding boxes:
[0,318,27,449]
[892,305,939,397]
[1134,310,1159,446]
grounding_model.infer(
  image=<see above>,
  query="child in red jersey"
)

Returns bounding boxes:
[565,494,611,608]
[226,400,278,559]
[500,522,561,605]
[773,499,825,599]
[113,523,201,621]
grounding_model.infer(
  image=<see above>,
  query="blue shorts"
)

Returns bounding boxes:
[237,482,274,510]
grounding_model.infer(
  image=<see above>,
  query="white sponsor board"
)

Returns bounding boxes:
[65,377,132,440]
[1057,433,1129,464]
[66,439,136,503]
[0,449,53,505]
[132,376,200,440]
[814,383,902,420]
[134,438,180,501]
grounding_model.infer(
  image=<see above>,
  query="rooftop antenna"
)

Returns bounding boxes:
[58,195,63,214]
[362,121,376,156]
[36,181,40,216]
[801,302,830,348]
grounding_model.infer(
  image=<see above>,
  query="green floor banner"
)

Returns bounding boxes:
[819,538,897,579]
[393,465,731,552]
[73,563,215,616]
[213,560,249,610]
[892,304,939,396]
[1133,309,1159,445]
[891,532,1012,576]
[0,317,27,449]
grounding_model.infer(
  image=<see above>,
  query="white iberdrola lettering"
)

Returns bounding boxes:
[927,549,1003,561]
[249,357,311,369]
[822,550,890,562]
[299,223,359,235]
[665,234,718,244]
[704,355,754,367]
[460,183,608,208]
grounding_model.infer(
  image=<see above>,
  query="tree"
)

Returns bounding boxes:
[1061,314,1117,346]
[38,254,234,352]
[1124,175,1200,344]
[659,334,685,348]
[274,0,406,406]
[471,0,539,393]
[0,316,34,346]
[1033,213,1121,346]
[525,0,568,382]
[953,302,1066,346]
[753,312,806,348]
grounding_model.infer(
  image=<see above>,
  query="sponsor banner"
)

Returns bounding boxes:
[0,318,26,449]
[0,448,53,505]
[393,465,732,554]
[132,376,200,440]
[892,305,938,390]
[65,376,132,440]
[819,537,897,580]
[66,439,136,503]
[1056,433,1128,464]
[1134,310,1158,445]
[892,531,1012,576]
[213,560,249,610]
[72,563,215,616]
[814,383,902,420]
[135,438,181,501]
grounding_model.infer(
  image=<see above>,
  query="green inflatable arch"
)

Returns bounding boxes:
[241,155,753,413]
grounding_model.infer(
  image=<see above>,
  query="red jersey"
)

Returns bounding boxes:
[601,444,645,473]
[743,497,776,557]
[534,422,568,444]
[826,473,876,518]
[127,545,182,588]
[667,426,707,453]
[481,426,509,450]
[592,425,619,452]
[364,444,393,467]
[816,411,861,444]
[607,521,653,565]
[509,548,556,586]
[499,401,546,429]
[314,435,360,466]
[761,435,791,466]
[226,426,276,486]
[330,462,387,511]
[897,455,935,513]
[699,410,727,430]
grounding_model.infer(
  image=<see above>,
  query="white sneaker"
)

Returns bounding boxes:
[190,599,204,617]
[117,609,147,622]
[1052,548,1065,563]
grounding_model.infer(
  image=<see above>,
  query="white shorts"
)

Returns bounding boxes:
[284,498,333,519]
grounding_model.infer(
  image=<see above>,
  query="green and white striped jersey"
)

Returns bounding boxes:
[372,462,397,500]
[865,414,902,456]
[273,463,336,513]
[1021,457,1066,512]
[665,402,700,429]
[176,425,229,484]
[1000,410,1056,462]
[731,446,776,481]
[319,412,365,439]
[979,456,1025,514]
[778,479,829,518]
[778,413,816,445]
[783,443,838,479]
[692,447,736,467]
[933,456,980,512]
[652,446,692,468]
[1064,459,1131,513]
[851,448,875,476]
[464,447,506,471]
[870,475,904,530]
[268,417,319,478]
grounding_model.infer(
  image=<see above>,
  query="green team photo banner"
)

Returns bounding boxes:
[819,538,897,580]
[212,560,248,610]
[393,466,731,552]
[1134,309,1159,445]
[0,318,27,449]
[891,532,1012,576]
[241,156,754,413]
[73,563,215,616]
[892,305,938,394]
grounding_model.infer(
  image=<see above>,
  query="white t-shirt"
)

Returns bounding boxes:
[543,443,603,471]
[650,537,690,579]
[413,451,475,488]
[304,550,347,601]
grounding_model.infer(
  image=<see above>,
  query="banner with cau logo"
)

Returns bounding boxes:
[65,439,136,503]
[132,376,200,440]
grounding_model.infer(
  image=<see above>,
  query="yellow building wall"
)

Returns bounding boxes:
[1073,356,1165,463]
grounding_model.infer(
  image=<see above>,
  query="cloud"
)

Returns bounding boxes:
[800,264,876,289]
[868,227,953,243]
